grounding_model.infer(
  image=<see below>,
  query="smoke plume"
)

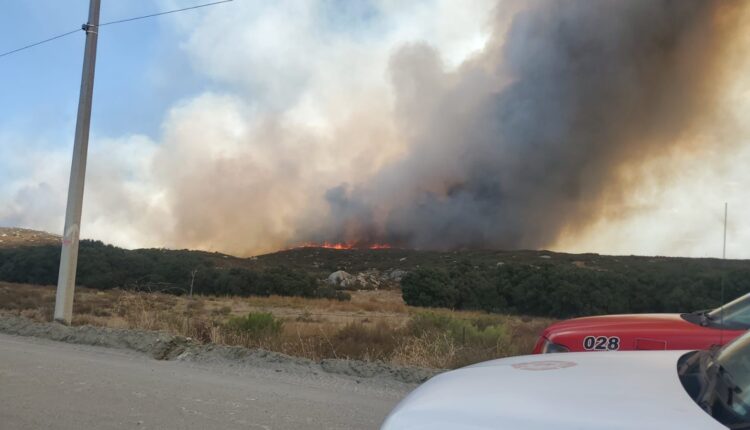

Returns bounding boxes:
[302,0,747,250]
[4,0,749,256]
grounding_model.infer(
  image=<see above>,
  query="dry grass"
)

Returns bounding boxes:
[0,227,59,248]
[0,281,552,369]
[391,332,458,369]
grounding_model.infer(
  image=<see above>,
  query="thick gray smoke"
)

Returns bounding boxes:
[304,0,744,249]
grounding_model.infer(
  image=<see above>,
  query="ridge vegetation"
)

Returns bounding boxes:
[1,228,748,319]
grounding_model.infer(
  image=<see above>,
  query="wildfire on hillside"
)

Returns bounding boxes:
[110,0,749,258]
[293,241,393,250]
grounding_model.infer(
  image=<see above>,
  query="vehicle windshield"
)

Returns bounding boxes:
[714,332,750,422]
[707,293,750,330]
[680,331,750,427]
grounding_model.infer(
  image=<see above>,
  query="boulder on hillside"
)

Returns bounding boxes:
[355,270,382,290]
[327,268,408,290]
[326,270,357,288]
[387,269,407,282]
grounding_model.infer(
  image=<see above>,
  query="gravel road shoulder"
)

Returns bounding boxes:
[0,315,439,387]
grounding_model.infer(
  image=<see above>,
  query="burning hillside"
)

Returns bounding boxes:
[6,1,749,257]
[158,0,750,256]
[292,242,393,250]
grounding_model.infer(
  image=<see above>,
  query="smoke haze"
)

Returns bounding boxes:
[3,0,750,257]
[304,0,747,249]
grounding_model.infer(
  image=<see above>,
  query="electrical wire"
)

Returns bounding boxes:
[0,28,81,58]
[98,0,233,27]
[0,0,233,59]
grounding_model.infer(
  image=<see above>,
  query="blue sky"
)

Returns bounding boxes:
[0,0,233,235]
[0,1,212,142]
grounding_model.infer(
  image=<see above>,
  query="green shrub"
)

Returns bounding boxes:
[407,312,509,347]
[401,268,456,308]
[226,312,283,338]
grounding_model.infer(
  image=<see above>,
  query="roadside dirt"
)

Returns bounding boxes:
[0,315,439,384]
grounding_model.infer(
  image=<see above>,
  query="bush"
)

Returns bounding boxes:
[394,312,514,368]
[407,312,509,347]
[226,312,283,338]
[401,268,456,308]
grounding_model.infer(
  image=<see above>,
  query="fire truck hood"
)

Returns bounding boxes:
[381,351,724,430]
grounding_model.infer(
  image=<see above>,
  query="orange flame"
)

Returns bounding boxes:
[293,241,392,250]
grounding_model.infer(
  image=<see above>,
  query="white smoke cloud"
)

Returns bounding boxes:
[1,0,495,255]
[2,0,750,258]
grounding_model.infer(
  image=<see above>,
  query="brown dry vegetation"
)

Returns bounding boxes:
[0,227,59,248]
[0,281,551,369]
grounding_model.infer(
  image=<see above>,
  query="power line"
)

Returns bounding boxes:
[0,28,80,58]
[99,0,233,27]
[0,0,233,59]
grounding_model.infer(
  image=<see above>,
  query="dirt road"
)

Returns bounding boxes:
[0,333,412,429]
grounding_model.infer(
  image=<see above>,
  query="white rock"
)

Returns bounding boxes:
[326,270,357,288]
[388,269,407,281]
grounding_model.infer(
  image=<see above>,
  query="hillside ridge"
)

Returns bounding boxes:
[0,227,742,277]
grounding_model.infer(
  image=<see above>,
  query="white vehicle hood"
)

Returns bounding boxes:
[382,351,725,430]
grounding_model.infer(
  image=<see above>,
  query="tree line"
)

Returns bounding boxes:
[402,260,750,318]
[4,240,749,319]
[0,241,349,300]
